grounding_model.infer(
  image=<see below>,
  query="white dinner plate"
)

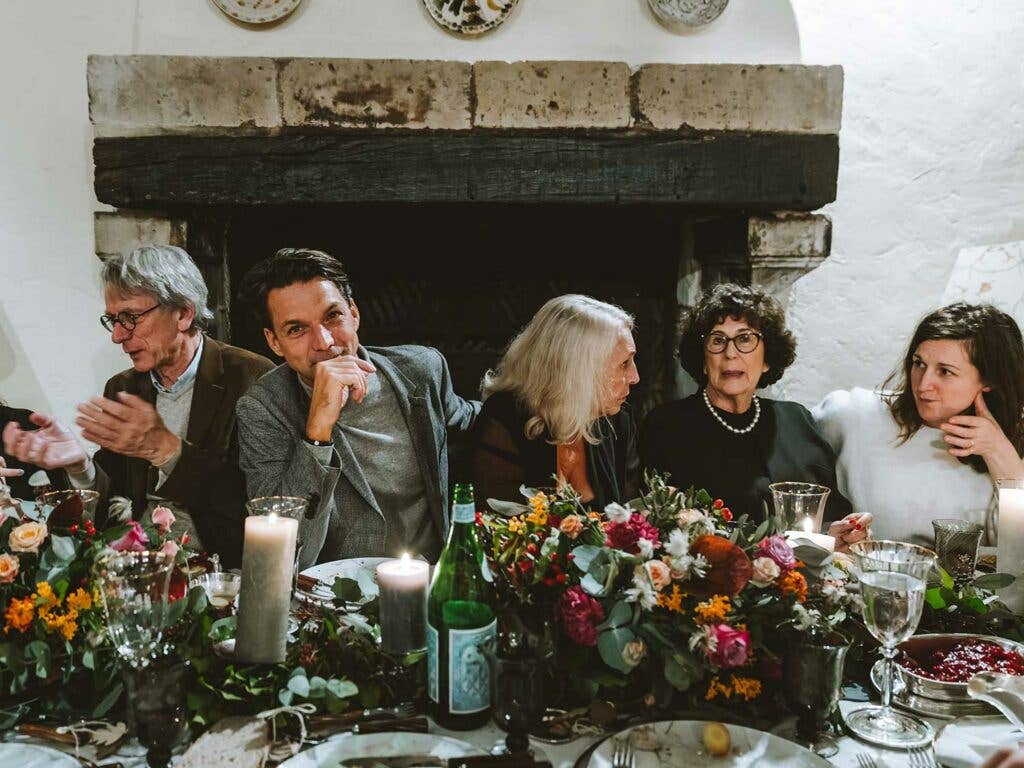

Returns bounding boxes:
[300,557,388,605]
[278,731,481,768]
[588,720,831,768]
[0,743,82,768]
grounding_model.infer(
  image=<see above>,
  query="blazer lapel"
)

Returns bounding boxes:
[370,352,444,534]
[186,336,226,446]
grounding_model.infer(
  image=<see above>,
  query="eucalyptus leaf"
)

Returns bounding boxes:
[570,545,602,573]
[332,577,363,603]
[664,653,697,691]
[581,573,606,597]
[973,572,1015,591]
[485,499,530,516]
[596,600,632,631]
[597,626,637,674]
[287,673,310,698]
[326,678,359,699]
[50,535,76,563]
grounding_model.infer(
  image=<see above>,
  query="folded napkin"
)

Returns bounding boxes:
[935,717,1024,768]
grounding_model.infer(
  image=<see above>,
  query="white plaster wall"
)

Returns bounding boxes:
[782,1,1024,406]
[1,0,1022,432]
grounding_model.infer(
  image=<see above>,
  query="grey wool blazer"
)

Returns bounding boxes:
[236,345,480,569]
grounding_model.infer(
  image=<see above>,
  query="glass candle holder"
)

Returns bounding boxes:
[782,630,850,758]
[932,518,984,588]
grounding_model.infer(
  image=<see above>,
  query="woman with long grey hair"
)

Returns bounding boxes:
[471,294,641,508]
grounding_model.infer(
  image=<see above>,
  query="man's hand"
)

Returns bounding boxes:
[76,393,180,465]
[2,413,89,472]
[305,354,376,442]
[0,456,23,482]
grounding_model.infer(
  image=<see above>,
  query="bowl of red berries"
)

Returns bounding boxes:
[895,634,1024,702]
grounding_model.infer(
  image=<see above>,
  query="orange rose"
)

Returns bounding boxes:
[0,553,19,583]
[558,515,585,540]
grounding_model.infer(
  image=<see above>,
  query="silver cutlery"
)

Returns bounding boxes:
[611,738,635,768]
[908,747,939,768]
[339,756,550,768]
[856,754,878,768]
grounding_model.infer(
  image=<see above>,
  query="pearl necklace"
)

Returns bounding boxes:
[702,388,761,435]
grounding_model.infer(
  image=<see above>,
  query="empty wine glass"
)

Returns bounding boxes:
[846,540,937,748]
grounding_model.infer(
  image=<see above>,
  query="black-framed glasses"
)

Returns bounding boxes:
[100,304,160,333]
[703,330,763,354]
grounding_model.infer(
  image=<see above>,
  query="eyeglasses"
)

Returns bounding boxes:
[100,304,160,333]
[703,331,763,354]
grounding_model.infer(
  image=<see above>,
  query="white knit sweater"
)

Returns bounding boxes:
[812,387,995,546]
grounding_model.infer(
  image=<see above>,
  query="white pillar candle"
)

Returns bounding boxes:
[997,484,1024,612]
[235,513,299,663]
[376,554,429,654]
[785,515,836,552]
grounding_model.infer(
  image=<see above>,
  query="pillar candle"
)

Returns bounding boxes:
[376,554,429,654]
[998,485,1024,612]
[235,513,299,663]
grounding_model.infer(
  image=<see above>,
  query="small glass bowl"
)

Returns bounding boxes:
[190,572,241,609]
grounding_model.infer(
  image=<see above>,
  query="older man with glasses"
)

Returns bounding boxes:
[2,245,273,566]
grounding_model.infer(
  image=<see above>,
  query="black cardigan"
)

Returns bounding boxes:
[471,390,640,511]
[640,394,851,525]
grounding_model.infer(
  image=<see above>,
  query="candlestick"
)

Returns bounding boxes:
[784,515,837,552]
[236,512,299,663]
[377,553,429,654]
[997,480,1024,612]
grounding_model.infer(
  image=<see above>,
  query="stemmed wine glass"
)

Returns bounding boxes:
[847,540,937,748]
[94,550,174,759]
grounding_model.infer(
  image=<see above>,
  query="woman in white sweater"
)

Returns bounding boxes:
[814,303,1024,548]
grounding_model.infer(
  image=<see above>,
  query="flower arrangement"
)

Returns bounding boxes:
[0,490,192,719]
[481,473,853,706]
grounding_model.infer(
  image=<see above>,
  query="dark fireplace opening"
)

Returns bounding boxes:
[226,203,689,420]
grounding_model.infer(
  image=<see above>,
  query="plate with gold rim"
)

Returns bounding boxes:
[587,720,830,768]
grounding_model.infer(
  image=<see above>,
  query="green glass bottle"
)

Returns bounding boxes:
[426,483,496,730]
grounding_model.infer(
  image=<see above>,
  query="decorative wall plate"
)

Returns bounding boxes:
[422,0,519,36]
[648,0,729,27]
[211,0,303,25]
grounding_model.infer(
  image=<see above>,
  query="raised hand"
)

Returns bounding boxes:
[305,354,377,442]
[827,511,874,554]
[2,413,89,471]
[76,393,180,465]
[941,391,1024,480]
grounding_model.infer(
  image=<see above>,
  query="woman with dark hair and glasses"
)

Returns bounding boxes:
[641,283,852,527]
[814,302,1024,547]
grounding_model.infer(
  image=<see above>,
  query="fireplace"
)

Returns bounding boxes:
[89,56,842,419]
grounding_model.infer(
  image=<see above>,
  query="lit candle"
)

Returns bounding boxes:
[376,553,429,654]
[235,512,299,663]
[785,516,836,552]
[997,483,1024,612]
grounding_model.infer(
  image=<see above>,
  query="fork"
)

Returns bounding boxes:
[908,747,939,768]
[309,700,417,728]
[611,738,635,768]
[855,754,878,768]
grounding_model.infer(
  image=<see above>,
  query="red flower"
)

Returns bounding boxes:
[558,585,605,646]
[689,535,753,596]
[721,507,733,522]
[713,499,725,509]
[110,521,149,553]
[605,513,661,554]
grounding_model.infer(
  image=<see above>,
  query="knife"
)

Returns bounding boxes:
[339,756,551,768]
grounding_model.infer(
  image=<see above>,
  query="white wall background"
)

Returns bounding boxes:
[1,0,1021,432]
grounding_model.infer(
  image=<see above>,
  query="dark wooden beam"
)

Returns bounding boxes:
[94,130,838,210]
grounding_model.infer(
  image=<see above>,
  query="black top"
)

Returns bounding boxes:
[640,393,851,524]
[0,405,66,500]
[471,390,640,511]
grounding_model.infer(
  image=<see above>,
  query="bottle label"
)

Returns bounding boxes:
[426,623,439,704]
[452,502,476,525]
[448,619,496,714]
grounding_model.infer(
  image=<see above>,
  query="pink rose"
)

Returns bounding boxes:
[0,553,20,583]
[558,585,606,647]
[111,521,149,552]
[756,535,797,571]
[160,539,179,559]
[644,559,671,591]
[750,556,781,585]
[707,624,750,669]
[152,506,175,535]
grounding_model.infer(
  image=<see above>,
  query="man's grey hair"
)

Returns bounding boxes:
[101,245,214,333]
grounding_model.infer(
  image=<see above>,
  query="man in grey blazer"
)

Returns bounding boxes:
[236,249,479,568]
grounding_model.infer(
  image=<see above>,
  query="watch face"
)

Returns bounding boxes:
[211,0,303,25]
[422,0,520,36]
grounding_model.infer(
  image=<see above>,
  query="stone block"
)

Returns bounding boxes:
[474,61,631,129]
[635,64,843,133]
[88,55,280,137]
[94,211,187,259]
[748,213,831,258]
[280,59,471,129]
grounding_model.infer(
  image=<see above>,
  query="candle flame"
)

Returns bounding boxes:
[801,516,814,533]
[268,512,278,522]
